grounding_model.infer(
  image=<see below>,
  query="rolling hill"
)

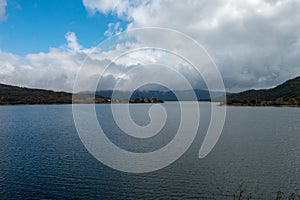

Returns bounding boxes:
[0,84,111,105]
[227,76,300,106]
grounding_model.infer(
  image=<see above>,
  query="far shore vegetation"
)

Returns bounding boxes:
[224,97,300,107]
[129,97,164,103]
[224,76,300,107]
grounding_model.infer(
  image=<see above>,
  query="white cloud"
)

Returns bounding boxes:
[0,32,98,92]
[0,30,208,92]
[104,22,123,37]
[65,32,82,51]
[0,32,159,92]
[83,0,300,91]
[82,0,133,19]
[0,0,7,21]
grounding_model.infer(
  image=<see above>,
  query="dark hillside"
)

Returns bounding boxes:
[0,84,110,105]
[228,76,300,101]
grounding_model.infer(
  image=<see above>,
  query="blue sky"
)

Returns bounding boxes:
[0,0,126,55]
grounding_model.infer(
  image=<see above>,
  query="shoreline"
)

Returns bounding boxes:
[224,103,300,108]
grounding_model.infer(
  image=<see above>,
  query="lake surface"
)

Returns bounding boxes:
[0,102,299,199]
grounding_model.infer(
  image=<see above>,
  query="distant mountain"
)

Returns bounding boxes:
[227,76,300,106]
[0,84,110,105]
[96,89,226,101]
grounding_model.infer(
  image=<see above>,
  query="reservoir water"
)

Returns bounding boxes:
[0,102,299,199]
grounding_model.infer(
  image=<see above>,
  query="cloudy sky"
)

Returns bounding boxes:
[0,0,299,92]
